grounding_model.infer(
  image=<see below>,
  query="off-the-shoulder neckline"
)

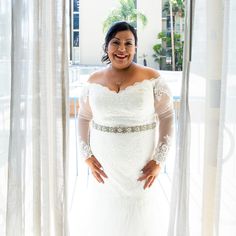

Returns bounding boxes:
[87,76,161,94]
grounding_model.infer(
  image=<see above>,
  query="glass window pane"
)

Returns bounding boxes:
[74,0,79,12]
[73,14,79,30]
[73,31,79,47]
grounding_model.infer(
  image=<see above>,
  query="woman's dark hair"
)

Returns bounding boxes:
[101,21,137,64]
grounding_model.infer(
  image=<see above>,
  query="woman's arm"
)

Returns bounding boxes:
[152,77,174,166]
[78,84,108,183]
[137,77,174,189]
[78,85,93,160]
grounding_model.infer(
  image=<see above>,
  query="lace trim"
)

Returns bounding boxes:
[79,139,93,160]
[152,135,171,164]
[153,79,171,101]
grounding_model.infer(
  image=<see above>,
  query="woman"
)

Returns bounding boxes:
[78,21,174,236]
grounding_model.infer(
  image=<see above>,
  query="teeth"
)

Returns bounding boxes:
[116,55,126,58]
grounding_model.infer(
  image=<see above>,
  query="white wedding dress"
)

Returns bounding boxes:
[77,76,174,236]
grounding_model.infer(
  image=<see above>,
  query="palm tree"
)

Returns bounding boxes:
[163,0,185,18]
[103,0,147,32]
[162,0,185,71]
[153,31,183,70]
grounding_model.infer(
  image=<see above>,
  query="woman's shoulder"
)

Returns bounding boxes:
[87,68,107,83]
[135,64,160,80]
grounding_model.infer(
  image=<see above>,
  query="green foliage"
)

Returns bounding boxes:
[163,0,185,17]
[152,44,166,66]
[158,32,167,41]
[103,0,147,32]
[157,0,185,70]
[153,31,184,70]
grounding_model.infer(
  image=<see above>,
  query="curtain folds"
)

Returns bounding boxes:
[0,0,69,235]
[0,1,11,235]
[216,0,236,235]
[168,0,193,235]
[169,0,236,235]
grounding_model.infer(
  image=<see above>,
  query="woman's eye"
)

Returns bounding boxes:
[112,41,119,45]
[126,42,133,46]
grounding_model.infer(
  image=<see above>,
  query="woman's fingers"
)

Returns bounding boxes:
[93,168,108,183]
[92,171,104,183]
[94,159,102,168]
[93,159,107,176]
[138,161,160,189]
[92,161,108,178]
[141,162,152,172]
[141,160,158,173]
[143,176,153,189]
[148,176,156,188]
[143,176,156,189]
[94,166,108,178]
[86,157,108,181]
[137,170,151,181]
[91,163,108,183]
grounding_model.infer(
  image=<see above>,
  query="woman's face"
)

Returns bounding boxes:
[107,30,136,69]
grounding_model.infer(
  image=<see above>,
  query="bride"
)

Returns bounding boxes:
[77,21,174,236]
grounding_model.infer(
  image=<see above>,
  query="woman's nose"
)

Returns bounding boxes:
[118,44,126,51]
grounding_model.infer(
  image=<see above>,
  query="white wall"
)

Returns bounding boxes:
[79,0,119,65]
[79,0,162,68]
[137,0,162,69]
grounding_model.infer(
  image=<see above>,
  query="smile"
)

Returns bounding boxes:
[115,54,128,59]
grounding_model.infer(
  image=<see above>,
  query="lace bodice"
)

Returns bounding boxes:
[78,76,174,165]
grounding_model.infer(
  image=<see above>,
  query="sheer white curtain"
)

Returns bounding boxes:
[169,0,236,235]
[0,1,11,235]
[0,0,69,235]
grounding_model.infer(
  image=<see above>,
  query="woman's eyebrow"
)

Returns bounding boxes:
[113,37,134,41]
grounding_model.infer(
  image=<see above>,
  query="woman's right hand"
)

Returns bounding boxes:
[85,156,108,183]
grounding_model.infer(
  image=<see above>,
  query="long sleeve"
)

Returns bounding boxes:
[152,77,174,165]
[78,84,93,160]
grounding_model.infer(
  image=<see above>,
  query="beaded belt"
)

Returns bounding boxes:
[92,121,156,133]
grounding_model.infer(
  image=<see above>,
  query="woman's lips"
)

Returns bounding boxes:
[115,54,128,59]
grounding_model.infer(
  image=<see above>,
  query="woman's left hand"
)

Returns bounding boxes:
[137,160,162,189]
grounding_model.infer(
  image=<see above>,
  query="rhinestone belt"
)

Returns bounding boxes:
[92,121,156,133]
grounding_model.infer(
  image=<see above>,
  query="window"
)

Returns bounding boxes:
[70,0,80,63]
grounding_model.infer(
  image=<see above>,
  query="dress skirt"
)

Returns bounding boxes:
[78,126,168,236]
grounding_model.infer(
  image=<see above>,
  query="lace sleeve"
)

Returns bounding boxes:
[78,84,93,160]
[152,77,174,165]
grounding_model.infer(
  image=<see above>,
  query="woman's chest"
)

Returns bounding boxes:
[89,82,155,116]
